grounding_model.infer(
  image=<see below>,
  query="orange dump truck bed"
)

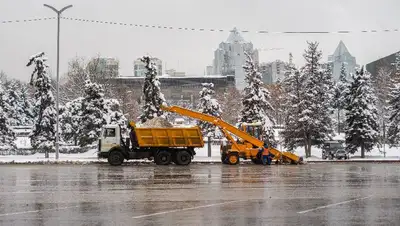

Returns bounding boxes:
[135,127,204,148]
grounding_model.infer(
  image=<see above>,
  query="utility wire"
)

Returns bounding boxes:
[1,17,56,24]
[61,16,400,35]
[3,16,400,35]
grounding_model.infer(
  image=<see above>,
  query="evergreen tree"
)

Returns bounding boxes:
[139,56,167,123]
[386,83,400,146]
[334,63,349,134]
[197,83,222,137]
[239,52,275,145]
[104,98,128,134]
[60,97,83,145]
[281,67,306,152]
[345,67,380,158]
[79,79,107,147]
[392,52,400,81]
[19,83,34,125]
[297,41,333,157]
[26,52,57,155]
[0,80,15,149]
[5,80,34,126]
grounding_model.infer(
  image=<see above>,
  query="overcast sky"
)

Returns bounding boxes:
[1,0,400,82]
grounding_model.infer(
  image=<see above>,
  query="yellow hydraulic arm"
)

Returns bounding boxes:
[161,105,303,163]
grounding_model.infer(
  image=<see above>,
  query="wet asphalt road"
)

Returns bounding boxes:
[0,163,399,226]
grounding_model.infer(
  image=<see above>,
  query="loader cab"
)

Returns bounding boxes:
[239,122,263,140]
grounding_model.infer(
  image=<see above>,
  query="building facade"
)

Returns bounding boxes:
[87,57,119,78]
[259,60,286,85]
[109,75,235,106]
[366,51,400,79]
[328,41,358,81]
[133,57,163,77]
[208,28,259,90]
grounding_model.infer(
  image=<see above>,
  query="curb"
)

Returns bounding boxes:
[306,160,400,163]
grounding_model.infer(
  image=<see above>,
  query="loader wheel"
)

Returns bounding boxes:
[227,153,239,165]
[175,151,191,165]
[108,151,124,166]
[155,151,172,165]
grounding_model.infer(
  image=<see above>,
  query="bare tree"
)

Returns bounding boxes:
[216,87,242,124]
[60,55,119,103]
[112,85,141,121]
[265,83,285,125]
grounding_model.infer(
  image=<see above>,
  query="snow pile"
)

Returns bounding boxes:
[140,117,173,128]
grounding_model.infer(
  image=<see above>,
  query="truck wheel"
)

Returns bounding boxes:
[155,151,172,165]
[227,153,239,165]
[108,151,124,166]
[175,151,191,165]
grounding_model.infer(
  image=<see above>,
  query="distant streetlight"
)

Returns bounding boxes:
[43,4,73,160]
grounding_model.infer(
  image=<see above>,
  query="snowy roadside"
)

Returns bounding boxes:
[0,145,399,164]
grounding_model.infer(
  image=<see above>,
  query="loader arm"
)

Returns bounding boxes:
[161,105,264,148]
[161,105,302,163]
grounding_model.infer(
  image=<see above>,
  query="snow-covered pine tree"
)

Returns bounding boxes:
[345,66,380,158]
[281,63,306,151]
[239,52,276,145]
[26,52,57,155]
[5,80,34,126]
[104,98,128,134]
[79,78,107,147]
[139,56,167,123]
[60,97,83,145]
[298,41,333,157]
[19,83,34,125]
[197,83,222,137]
[0,79,15,149]
[386,82,400,146]
[392,52,400,81]
[334,63,349,133]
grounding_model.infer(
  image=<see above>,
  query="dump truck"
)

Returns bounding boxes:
[98,122,204,166]
[161,105,303,165]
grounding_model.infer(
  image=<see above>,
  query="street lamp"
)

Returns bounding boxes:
[44,4,73,160]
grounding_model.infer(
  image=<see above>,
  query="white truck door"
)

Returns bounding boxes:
[102,126,120,151]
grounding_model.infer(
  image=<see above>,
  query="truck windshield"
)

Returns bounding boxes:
[104,128,116,137]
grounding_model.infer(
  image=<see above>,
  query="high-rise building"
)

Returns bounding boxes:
[133,57,163,77]
[87,57,119,78]
[328,41,358,80]
[210,27,259,89]
[259,60,286,85]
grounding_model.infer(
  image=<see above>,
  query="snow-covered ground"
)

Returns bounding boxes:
[0,144,399,164]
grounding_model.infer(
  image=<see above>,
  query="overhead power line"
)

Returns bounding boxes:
[1,17,56,24]
[61,17,400,35]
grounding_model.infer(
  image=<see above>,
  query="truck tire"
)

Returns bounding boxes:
[175,151,192,165]
[155,151,172,165]
[227,153,239,165]
[108,150,124,166]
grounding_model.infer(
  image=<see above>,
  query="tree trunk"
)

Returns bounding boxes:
[361,144,365,158]
[304,138,311,158]
[337,109,340,134]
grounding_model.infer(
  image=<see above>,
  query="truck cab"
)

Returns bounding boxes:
[98,124,127,158]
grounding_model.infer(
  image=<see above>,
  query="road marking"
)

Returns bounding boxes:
[132,200,244,219]
[297,195,373,214]
[0,205,80,217]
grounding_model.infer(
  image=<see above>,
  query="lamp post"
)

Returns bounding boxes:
[44,4,73,160]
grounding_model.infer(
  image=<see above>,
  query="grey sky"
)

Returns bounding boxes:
[1,0,400,82]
